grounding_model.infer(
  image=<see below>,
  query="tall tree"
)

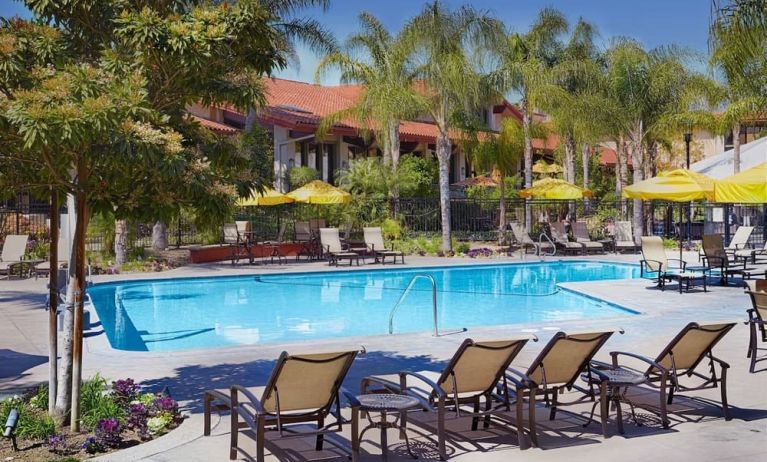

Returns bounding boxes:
[493,8,568,230]
[402,1,503,251]
[2,0,308,429]
[316,12,419,172]
[710,0,767,173]
[472,119,524,244]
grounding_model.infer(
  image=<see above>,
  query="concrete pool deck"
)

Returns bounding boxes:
[1,252,766,461]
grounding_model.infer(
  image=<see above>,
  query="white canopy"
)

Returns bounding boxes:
[690,137,767,179]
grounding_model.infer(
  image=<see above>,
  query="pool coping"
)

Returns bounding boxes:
[82,258,643,357]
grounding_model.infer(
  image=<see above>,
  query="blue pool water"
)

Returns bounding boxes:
[89,261,640,351]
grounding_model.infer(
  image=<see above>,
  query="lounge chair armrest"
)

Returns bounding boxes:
[360,375,403,394]
[504,367,532,389]
[666,259,686,269]
[708,355,730,369]
[610,351,667,374]
[734,243,749,250]
[230,385,265,415]
[400,371,447,400]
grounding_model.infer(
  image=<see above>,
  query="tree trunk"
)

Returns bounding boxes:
[522,97,533,232]
[436,127,452,252]
[389,120,401,200]
[630,122,645,244]
[114,220,127,266]
[616,136,629,194]
[733,122,741,174]
[69,185,89,431]
[582,144,591,212]
[498,174,506,245]
[245,107,258,132]
[563,133,576,183]
[48,189,59,414]
[54,193,76,424]
[152,221,168,251]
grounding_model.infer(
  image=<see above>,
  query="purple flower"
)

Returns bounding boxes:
[112,378,139,405]
[153,395,178,415]
[82,436,103,454]
[128,403,150,440]
[47,434,67,454]
[95,417,123,448]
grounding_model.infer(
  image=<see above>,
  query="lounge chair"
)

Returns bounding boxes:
[222,223,251,265]
[613,221,638,254]
[262,222,288,264]
[0,234,29,278]
[510,222,554,256]
[363,227,404,264]
[203,349,359,461]
[746,280,767,373]
[319,228,361,266]
[700,226,754,262]
[360,337,534,460]
[294,221,312,242]
[608,322,736,426]
[735,241,767,264]
[702,234,749,285]
[506,330,617,446]
[34,232,70,278]
[572,221,604,254]
[640,236,686,290]
[550,222,585,255]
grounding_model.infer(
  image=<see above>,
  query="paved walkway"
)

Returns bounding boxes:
[1,252,766,461]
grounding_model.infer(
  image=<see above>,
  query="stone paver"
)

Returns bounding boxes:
[1,252,765,461]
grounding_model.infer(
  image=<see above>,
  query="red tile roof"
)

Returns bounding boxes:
[191,115,240,135]
[599,146,633,166]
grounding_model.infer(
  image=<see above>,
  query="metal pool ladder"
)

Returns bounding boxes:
[388,274,467,336]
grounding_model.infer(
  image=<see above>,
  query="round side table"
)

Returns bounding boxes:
[353,393,420,462]
[581,367,648,437]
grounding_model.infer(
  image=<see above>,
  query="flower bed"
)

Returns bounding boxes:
[0,375,183,461]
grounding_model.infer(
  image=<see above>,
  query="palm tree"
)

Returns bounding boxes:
[710,1,767,173]
[492,8,568,230]
[316,13,420,172]
[472,119,524,244]
[401,1,504,251]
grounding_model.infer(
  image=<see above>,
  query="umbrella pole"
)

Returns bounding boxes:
[679,202,683,263]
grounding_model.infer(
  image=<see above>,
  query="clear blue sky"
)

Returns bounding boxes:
[2,0,713,85]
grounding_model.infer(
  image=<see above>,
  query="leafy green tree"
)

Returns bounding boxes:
[397,154,437,197]
[472,120,524,244]
[401,1,503,251]
[287,166,320,188]
[316,12,420,172]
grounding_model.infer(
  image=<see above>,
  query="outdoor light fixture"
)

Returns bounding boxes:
[3,408,19,451]
[161,386,172,398]
[683,123,693,170]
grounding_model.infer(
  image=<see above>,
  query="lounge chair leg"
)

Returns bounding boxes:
[720,365,731,420]
[483,395,492,429]
[316,417,325,450]
[256,416,265,462]
[549,388,558,420]
[471,398,479,431]
[351,407,360,462]
[600,382,609,437]
[659,374,670,429]
[437,397,447,461]
[516,390,527,450]
[203,393,212,436]
[528,388,539,448]
[230,398,238,460]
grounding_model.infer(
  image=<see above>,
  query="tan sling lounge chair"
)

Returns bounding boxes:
[0,235,29,278]
[613,221,638,254]
[735,240,767,264]
[34,232,70,278]
[360,337,534,460]
[700,225,754,262]
[203,349,359,461]
[702,234,748,285]
[510,222,554,256]
[550,222,585,255]
[572,221,604,254]
[608,322,736,427]
[319,228,360,266]
[506,330,618,447]
[640,236,686,289]
[363,227,404,264]
[746,280,767,373]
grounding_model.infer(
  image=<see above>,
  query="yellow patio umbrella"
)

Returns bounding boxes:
[287,180,352,204]
[715,162,767,203]
[237,187,294,206]
[622,169,715,202]
[519,178,593,200]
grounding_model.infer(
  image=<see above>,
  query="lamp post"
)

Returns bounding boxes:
[683,130,692,169]
[683,127,693,251]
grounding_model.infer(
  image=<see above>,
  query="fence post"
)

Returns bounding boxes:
[16,210,20,234]
[724,203,731,245]
[176,215,182,249]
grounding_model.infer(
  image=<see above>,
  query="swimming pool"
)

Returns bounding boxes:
[89,261,640,352]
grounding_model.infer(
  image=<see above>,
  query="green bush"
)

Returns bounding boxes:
[0,396,56,440]
[398,154,437,197]
[380,218,402,240]
[80,374,125,430]
[286,166,320,189]
[662,237,679,249]
[455,242,471,254]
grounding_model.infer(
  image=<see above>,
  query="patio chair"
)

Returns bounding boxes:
[701,226,754,262]
[34,232,69,278]
[294,221,312,242]
[510,222,554,256]
[608,322,736,426]
[746,280,767,373]
[735,240,767,264]
[550,222,585,255]
[572,222,604,254]
[203,349,360,461]
[702,234,748,285]
[640,236,686,290]
[613,221,638,254]
[319,228,361,266]
[223,223,251,265]
[262,222,288,265]
[506,329,618,447]
[0,234,29,278]
[363,227,404,264]
[360,337,534,460]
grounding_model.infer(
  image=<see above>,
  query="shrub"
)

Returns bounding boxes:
[455,242,471,254]
[28,384,49,411]
[398,154,437,197]
[80,374,125,430]
[286,166,319,189]
[95,417,123,449]
[380,218,402,241]
[466,247,494,258]
[0,396,56,440]
[147,414,172,436]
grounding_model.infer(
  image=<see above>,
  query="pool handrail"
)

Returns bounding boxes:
[389,273,440,336]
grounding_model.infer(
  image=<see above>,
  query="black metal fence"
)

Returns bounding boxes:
[2,199,765,251]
